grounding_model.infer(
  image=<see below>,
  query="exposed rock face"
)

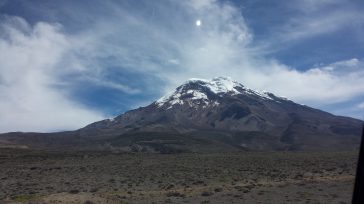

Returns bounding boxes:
[0,77,362,152]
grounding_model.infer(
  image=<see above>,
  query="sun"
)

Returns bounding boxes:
[195,20,201,27]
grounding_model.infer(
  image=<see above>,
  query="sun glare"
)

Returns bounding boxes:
[196,20,201,26]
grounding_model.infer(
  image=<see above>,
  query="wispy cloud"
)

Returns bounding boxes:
[253,0,364,53]
[358,102,364,110]
[279,10,363,42]
[290,0,351,12]
[80,76,141,94]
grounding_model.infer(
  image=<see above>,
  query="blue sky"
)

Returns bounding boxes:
[0,0,363,132]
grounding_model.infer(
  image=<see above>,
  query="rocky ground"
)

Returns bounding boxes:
[0,148,358,203]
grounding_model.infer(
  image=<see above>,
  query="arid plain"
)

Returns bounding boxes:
[0,149,358,204]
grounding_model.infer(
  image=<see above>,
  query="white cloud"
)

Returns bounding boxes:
[0,16,105,133]
[244,58,364,105]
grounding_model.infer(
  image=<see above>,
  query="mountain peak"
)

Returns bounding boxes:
[155,77,280,109]
[184,76,242,94]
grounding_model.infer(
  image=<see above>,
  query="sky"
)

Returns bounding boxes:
[0,0,363,133]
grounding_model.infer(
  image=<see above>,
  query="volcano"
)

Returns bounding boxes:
[0,77,362,152]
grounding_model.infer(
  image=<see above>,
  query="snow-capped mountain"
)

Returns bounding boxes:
[0,77,362,152]
[155,77,280,109]
[76,76,362,151]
